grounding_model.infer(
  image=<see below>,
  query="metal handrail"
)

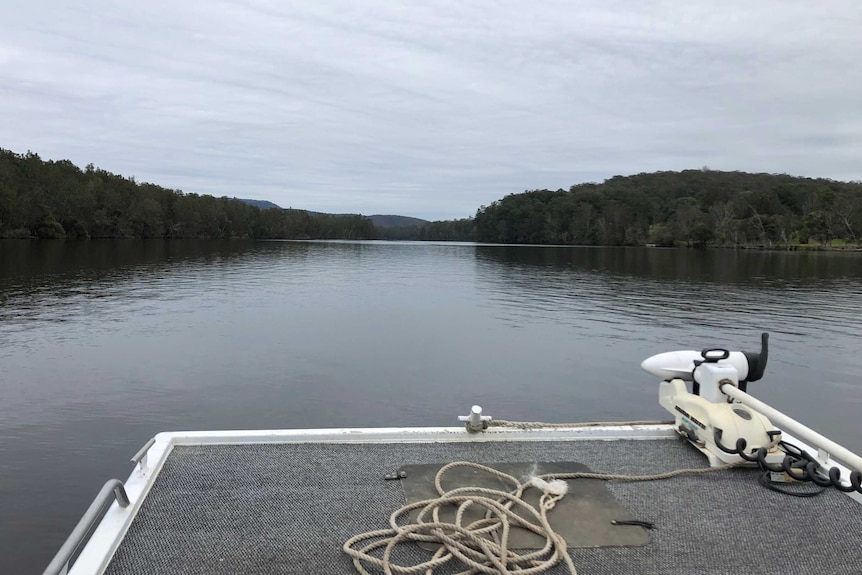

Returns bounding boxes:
[130,437,156,467]
[42,479,131,575]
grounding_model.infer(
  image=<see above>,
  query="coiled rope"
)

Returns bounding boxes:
[343,460,736,575]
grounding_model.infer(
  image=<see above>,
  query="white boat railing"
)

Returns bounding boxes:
[41,479,131,575]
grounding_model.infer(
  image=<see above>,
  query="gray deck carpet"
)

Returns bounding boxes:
[104,439,862,575]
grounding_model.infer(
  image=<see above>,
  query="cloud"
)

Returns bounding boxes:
[2,0,861,220]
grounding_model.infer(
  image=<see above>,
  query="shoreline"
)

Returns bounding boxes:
[2,237,861,252]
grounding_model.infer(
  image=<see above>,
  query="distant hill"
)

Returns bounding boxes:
[368,214,429,228]
[240,202,427,228]
[235,198,282,210]
[305,210,358,218]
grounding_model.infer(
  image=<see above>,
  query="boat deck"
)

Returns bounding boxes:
[99,435,862,575]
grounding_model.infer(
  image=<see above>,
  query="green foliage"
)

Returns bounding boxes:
[32,213,66,239]
[369,214,428,228]
[0,149,376,240]
[5,148,861,248]
[471,170,862,247]
[378,218,475,241]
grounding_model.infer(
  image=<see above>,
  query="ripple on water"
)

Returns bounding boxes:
[1,242,862,572]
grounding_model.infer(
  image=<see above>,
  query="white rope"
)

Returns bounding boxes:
[343,460,736,575]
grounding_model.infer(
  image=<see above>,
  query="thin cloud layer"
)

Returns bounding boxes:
[2,1,860,220]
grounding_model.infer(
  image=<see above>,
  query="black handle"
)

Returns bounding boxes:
[741,332,769,388]
[700,348,730,362]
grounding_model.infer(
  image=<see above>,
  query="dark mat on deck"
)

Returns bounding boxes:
[400,462,649,549]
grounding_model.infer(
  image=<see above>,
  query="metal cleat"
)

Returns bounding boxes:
[459,405,492,432]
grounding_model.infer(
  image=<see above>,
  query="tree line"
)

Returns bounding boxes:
[0,149,375,240]
[3,148,861,247]
[378,218,475,241]
[473,170,862,247]
[396,169,861,248]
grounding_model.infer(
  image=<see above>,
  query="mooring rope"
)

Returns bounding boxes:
[343,460,736,575]
[488,419,672,430]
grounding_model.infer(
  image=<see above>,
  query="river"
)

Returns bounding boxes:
[1,240,861,572]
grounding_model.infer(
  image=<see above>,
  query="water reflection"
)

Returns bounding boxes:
[473,246,862,340]
[474,245,862,285]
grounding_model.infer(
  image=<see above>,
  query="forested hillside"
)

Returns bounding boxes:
[236,198,282,210]
[368,214,428,228]
[4,148,861,247]
[470,170,862,247]
[0,149,375,239]
[378,218,475,241]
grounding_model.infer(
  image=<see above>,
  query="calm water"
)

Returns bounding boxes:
[2,240,861,572]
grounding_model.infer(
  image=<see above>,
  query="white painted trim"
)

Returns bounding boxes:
[69,435,174,575]
[161,424,679,445]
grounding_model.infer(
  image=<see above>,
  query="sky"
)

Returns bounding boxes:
[2,1,861,221]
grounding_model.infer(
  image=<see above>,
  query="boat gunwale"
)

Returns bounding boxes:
[66,423,677,574]
[65,423,861,575]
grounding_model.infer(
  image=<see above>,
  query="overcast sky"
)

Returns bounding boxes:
[2,1,861,220]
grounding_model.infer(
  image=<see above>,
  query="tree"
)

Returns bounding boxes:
[0,148,378,240]
[5,148,862,247]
